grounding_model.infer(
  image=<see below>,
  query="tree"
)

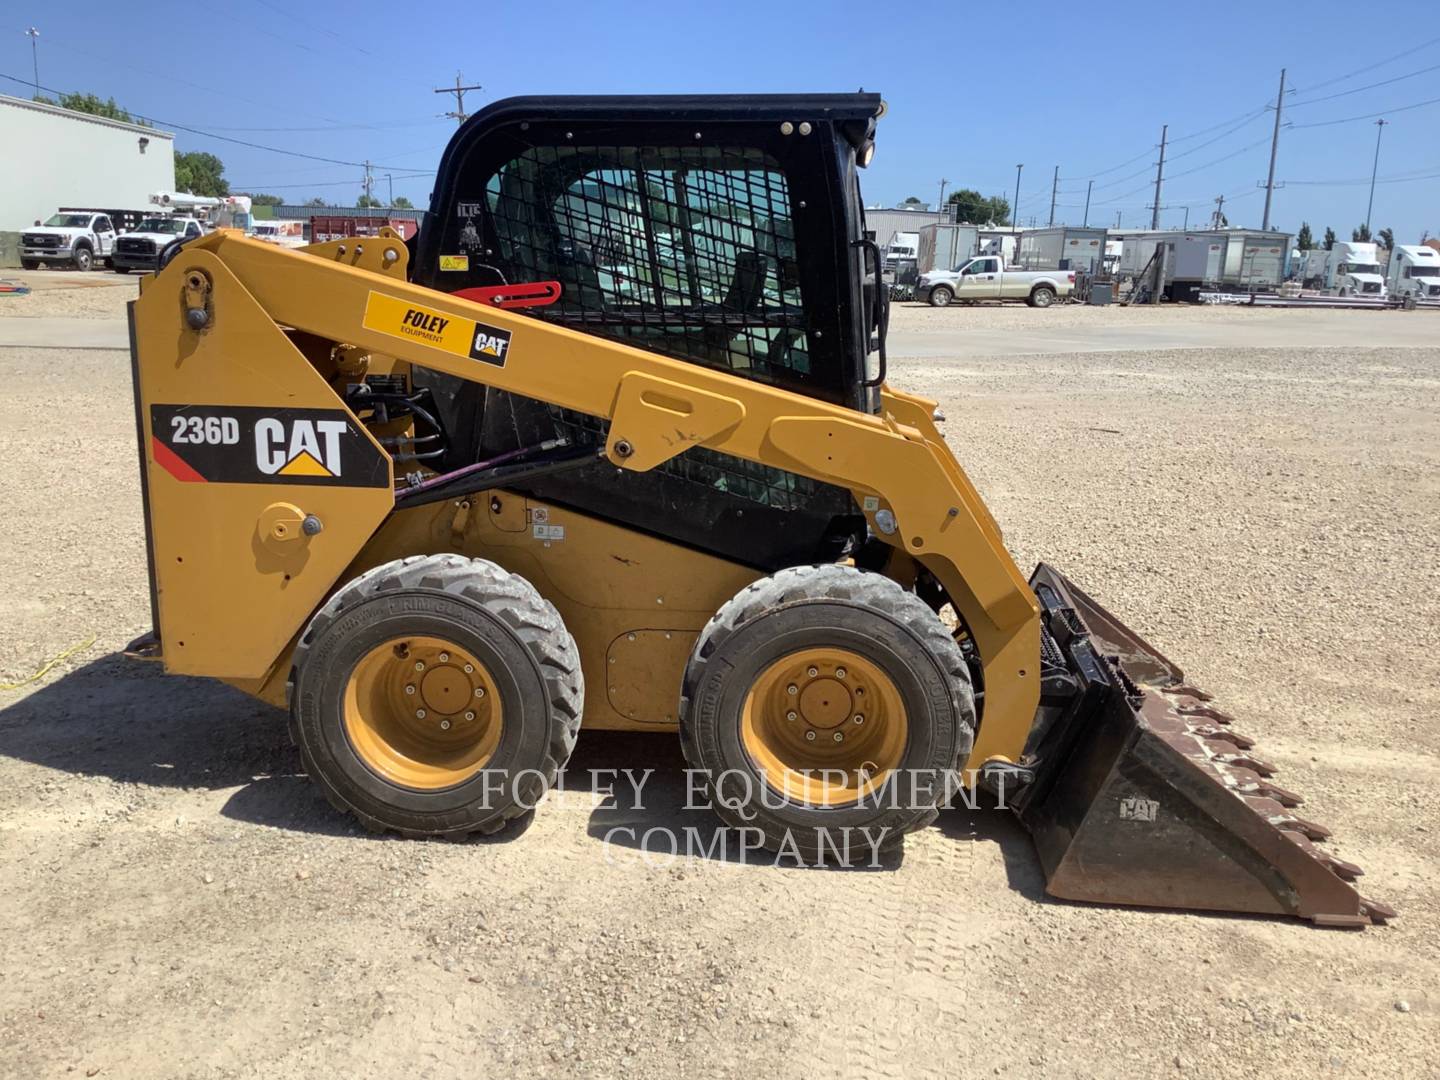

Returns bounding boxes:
[1323,227,1336,250]
[240,193,284,207]
[946,188,1011,225]
[1296,222,1314,250]
[391,196,414,209]
[1351,223,1372,243]
[899,196,926,208]
[303,197,328,207]
[1377,227,1394,252]
[174,151,229,196]
[356,195,382,208]
[39,91,148,125]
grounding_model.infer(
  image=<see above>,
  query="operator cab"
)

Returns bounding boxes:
[408,95,888,571]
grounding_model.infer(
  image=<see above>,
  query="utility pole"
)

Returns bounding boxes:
[1261,68,1287,231]
[1114,210,1122,229]
[1012,164,1023,233]
[385,174,394,207]
[1082,179,1093,227]
[1212,195,1226,230]
[362,161,374,205]
[937,178,948,221]
[1365,118,1387,233]
[434,72,483,125]
[25,27,40,95]
[1048,166,1059,227]
[1150,125,1168,230]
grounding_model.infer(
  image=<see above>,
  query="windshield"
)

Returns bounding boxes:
[136,218,186,234]
[1409,266,1439,278]
[1349,263,1381,275]
[43,214,93,228]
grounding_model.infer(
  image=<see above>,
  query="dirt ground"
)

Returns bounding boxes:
[1,289,1437,1079]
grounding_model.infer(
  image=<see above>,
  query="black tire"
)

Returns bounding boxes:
[20,259,39,271]
[113,266,132,274]
[72,245,93,272]
[679,565,975,861]
[928,285,954,308]
[288,553,582,838]
[1028,285,1055,308]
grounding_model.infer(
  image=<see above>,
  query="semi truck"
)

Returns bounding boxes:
[1300,241,1386,297]
[1385,244,1440,304]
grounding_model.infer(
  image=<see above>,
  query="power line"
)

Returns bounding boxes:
[1292,34,1440,94]
[0,71,424,171]
[1164,135,1273,181]
[1289,62,1440,107]
[435,73,483,125]
[1291,94,1440,128]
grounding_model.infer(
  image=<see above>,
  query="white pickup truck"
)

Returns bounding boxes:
[917,254,1074,308]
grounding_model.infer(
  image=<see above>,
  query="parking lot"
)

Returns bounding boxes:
[1,274,1437,1079]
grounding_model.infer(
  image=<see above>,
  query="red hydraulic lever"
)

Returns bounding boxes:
[451,281,562,309]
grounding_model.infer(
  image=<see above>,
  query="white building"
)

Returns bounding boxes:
[0,94,174,231]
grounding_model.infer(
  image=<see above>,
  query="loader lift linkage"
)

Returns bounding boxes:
[126,94,1390,926]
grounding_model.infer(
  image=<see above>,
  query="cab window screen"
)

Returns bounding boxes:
[481,145,809,384]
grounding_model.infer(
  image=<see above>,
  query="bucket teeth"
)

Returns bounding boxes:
[1233,778,1304,807]
[1273,814,1332,842]
[1191,724,1257,750]
[1214,752,1277,776]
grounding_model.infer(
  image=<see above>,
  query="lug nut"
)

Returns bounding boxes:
[463,664,474,674]
[787,684,798,696]
[804,730,817,742]
[474,687,485,699]
[786,710,798,721]
[464,711,476,722]
[833,732,845,743]
[404,685,416,695]
[439,652,450,663]
[835,667,846,679]
[416,709,427,719]
[439,719,451,730]
[853,714,865,725]
[414,661,425,672]
[807,666,819,678]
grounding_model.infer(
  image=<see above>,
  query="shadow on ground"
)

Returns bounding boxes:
[0,656,1043,883]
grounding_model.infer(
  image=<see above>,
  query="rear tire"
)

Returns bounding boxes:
[72,246,93,272]
[289,554,582,838]
[1028,285,1055,308]
[680,565,975,861]
[928,285,954,307]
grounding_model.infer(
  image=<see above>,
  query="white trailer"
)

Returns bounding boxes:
[916,223,979,274]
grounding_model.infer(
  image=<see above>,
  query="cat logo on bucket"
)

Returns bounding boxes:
[255,417,349,478]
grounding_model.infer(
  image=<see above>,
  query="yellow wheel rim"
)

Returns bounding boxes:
[740,647,907,806]
[343,635,503,790]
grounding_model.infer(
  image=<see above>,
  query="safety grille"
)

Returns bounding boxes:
[117,237,155,254]
[478,144,810,386]
[22,234,59,248]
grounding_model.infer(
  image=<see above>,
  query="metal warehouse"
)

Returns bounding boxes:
[0,94,175,241]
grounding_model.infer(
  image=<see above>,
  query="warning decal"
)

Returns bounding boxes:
[149,405,390,488]
[362,290,512,367]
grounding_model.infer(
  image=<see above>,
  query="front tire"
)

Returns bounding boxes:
[1028,285,1055,308]
[680,565,975,861]
[289,554,582,838]
[72,246,93,272]
[20,259,39,271]
[928,285,954,307]
[113,266,132,274]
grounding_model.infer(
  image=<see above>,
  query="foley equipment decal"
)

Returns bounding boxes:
[150,405,389,487]
[362,290,512,366]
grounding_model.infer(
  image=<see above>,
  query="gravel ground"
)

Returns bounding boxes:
[0,270,139,319]
[1,301,1437,1079]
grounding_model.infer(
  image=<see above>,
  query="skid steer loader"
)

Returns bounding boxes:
[125,94,1391,926]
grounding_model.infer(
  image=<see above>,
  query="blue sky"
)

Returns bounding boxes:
[3,1,1436,242]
